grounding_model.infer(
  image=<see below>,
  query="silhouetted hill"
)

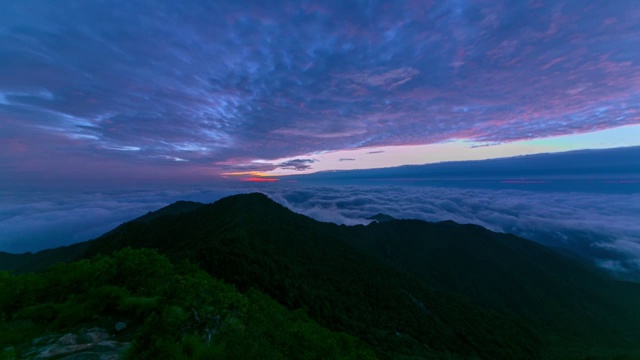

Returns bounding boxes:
[3,193,640,359]
[366,213,396,223]
[292,146,640,180]
[0,201,206,273]
[133,200,205,223]
[288,146,640,193]
[346,219,640,357]
[83,193,540,359]
[0,241,91,273]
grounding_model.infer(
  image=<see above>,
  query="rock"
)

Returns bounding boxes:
[60,351,121,360]
[59,352,105,360]
[77,328,109,344]
[76,333,95,344]
[93,341,125,352]
[31,334,59,346]
[86,327,108,334]
[92,341,117,352]
[59,342,130,360]
[57,333,78,346]
[23,327,129,360]
[34,344,93,358]
[114,322,126,332]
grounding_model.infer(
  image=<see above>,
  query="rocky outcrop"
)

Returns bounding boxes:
[20,327,130,359]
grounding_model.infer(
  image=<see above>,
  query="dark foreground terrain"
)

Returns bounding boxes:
[2,193,640,359]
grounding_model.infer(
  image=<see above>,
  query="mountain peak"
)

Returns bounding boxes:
[367,213,397,223]
[209,193,297,220]
[134,200,205,223]
[436,220,459,226]
[224,192,272,202]
[213,192,281,209]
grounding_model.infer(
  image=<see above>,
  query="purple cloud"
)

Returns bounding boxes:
[276,158,318,171]
[1,0,639,186]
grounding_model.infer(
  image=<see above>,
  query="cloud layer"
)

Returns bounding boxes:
[2,184,639,279]
[1,0,639,186]
[266,186,640,279]
[0,188,240,253]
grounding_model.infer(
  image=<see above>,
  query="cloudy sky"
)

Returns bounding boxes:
[1,1,639,276]
[1,0,640,187]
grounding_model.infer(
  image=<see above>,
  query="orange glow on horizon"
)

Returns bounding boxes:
[241,177,279,182]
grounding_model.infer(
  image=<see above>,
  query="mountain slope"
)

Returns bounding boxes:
[3,193,640,358]
[83,193,541,359]
[0,201,207,273]
[0,248,376,359]
[133,200,206,223]
[345,219,640,356]
[0,241,91,273]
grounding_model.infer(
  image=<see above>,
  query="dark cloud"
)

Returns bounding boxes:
[276,158,318,171]
[366,151,385,154]
[1,0,639,185]
[339,158,356,161]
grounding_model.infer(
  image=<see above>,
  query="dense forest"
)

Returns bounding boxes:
[0,248,374,359]
[2,193,640,359]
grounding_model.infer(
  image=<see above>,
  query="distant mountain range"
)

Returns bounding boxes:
[366,213,397,223]
[295,145,640,180]
[2,193,640,359]
[287,145,640,193]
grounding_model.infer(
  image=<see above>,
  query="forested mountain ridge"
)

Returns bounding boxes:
[83,193,541,359]
[346,219,640,357]
[2,193,640,359]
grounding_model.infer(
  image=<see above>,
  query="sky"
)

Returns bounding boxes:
[1,0,639,275]
[1,0,640,187]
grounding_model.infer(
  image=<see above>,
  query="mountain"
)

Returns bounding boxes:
[286,146,640,193]
[133,200,206,223]
[0,241,91,273]
[0,201,206,274]
[345,219,640,357]
[292,146,640,180]
[83,193,540,359]
[366,213,397,223]
[2,193,640,359]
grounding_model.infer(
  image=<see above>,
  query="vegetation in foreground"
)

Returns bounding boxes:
[0,248,375,359]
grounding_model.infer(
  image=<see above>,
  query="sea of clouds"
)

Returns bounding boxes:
[2,185,639,279]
